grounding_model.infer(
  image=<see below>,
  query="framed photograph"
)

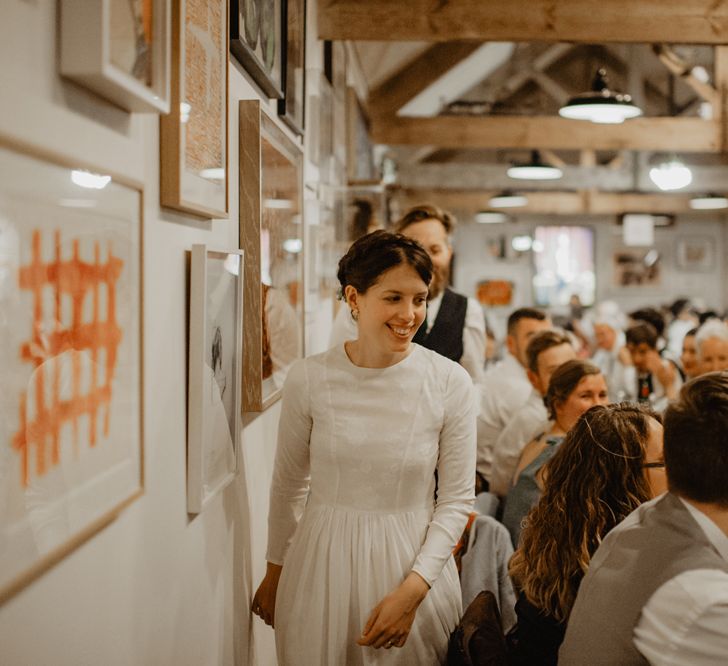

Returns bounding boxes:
[0,139,143,603]
[676,236,714,272]
[239,101,304,412]
[188,246,243,513]
[331,41,347,186]
[160,0,229,219]
[277,0,306,135]
[346,87,377,184]
[230,0,283,98]
[60,0,171,113]
[613,247,662,287]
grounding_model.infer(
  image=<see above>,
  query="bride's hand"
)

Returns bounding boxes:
[252,562,283,628]
[357,572,429,649]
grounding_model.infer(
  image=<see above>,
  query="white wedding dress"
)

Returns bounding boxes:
[266,344,476,665]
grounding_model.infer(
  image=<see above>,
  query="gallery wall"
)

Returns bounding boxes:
[0,1,338,664]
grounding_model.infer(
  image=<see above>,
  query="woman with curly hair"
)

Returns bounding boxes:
[506,403,665,665]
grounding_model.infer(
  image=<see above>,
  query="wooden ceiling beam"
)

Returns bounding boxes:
[371,115,721,152]
[319,0,728,44]
[367,42,481,119]
[653,44,720,108]
[393,189,708,216]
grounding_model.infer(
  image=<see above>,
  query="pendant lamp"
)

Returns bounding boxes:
[507,151,562,180]
[559,68,642,124]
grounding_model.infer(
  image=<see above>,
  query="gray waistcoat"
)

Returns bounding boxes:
[559,492,728,665]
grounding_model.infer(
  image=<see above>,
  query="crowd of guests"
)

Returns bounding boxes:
[253,203,728,665]
[471,298,728,663]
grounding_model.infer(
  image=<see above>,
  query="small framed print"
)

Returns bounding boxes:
[60,0,171,113]
[0,138,143,603]
[676,236,714,272]
[239,100,304,413]
[230,0,284,98]
[277,0,306,135]
[188,246,244,513]
[160,0,229,219]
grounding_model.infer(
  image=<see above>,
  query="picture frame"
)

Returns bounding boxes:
[277,0,306,135]
[612,247,662,288]
[59,0,171,113]
[676,236,714,272]
[346,87,377,184]
[160,0,229,219]
[230,0,284,98]
[0,138,143,604]
[187,246,244,513]
[331,41,348,186]
[239,100,304,413]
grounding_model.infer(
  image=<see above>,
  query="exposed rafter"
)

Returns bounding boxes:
[319,1,728,44]
[367,42,482,119]
[392,189,712,216]
[372,115,722,152]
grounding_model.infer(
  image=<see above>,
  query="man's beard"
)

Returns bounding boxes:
[428,266,449,300]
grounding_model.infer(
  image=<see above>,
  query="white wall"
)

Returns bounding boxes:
[453,214,727,338]
[0,2,312,664]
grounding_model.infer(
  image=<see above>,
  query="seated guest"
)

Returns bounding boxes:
[507,403,664,666]
[614,322,681,411]
[680,326,700,380]
[476,308,551,491]
[560,373,728,665]
[591,312,626,396]
[694,319,728,374]
[501,360,608,546]
[490,330,576,497]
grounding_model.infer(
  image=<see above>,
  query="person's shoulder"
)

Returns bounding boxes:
[416,344,470,382]
[464,296,486,330]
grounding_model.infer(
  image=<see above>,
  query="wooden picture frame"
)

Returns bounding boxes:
[187,246,243,513]
[160,0,229,219]
[60,0,171,113]
[0,137,143,604]
[277,0,306,135]
[676,236,714,272]
[230,0,284,98]
[239,101,304,413]
[346,87,377,184]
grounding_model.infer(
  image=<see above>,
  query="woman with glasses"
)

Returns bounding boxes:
[506,403,665,666]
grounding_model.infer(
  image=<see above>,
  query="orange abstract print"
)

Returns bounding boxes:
[11,230,124,487]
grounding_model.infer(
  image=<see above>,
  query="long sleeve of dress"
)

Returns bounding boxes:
[265,359,313,565]
[412,364,476,586]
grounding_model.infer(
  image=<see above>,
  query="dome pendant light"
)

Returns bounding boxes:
[649,156,693,191]
[507,150,563,180]
[488,191,528,208]
[689,194,728,210]
[559,68,643,124]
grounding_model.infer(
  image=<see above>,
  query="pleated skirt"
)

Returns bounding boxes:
[274,503,461,665]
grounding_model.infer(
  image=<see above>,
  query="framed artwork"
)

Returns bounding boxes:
[239,101,304,412]
[676,236,714,272]
[60,0,171,113]
[346,87,377,184]
[477,280,514,307]
[230,0,283,98]
[317,73,334,184]
[160,0,228,219]
[278,0,306,135]
[331,41,348,186]
[188,246,243,513]
[0,139,143,603]
[613,247,662,287]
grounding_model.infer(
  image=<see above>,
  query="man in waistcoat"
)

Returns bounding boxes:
[330,204,485,382]
[560,372,728,665]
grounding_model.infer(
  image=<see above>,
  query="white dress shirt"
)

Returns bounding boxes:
[489,388,550,497]
[328,290,485,383]
[476,353,532,481]
[634,498,728,665]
